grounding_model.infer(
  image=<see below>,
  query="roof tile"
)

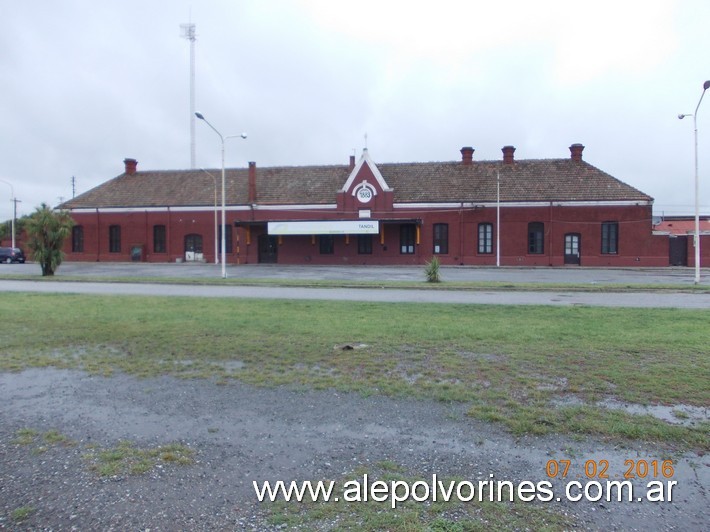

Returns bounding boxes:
[62,157,652,209]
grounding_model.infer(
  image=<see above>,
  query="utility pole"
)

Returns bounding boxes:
[0,178,16,248]
[11,198,20,249]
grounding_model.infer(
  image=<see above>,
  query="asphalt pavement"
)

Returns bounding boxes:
[1,262,709,308]
[2,261,708,285]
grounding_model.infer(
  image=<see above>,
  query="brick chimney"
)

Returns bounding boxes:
[248,162,257,203]
[123,158,137,175]
[569,143,585,162]
[460,146,475,165]
[349,155,356,171]
[502,146,516,164]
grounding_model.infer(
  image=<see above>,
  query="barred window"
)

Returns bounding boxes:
[433,223,449,254]
[400,224,416,254]
[601,222,619,254]
[153,225,166,253]
[319,235,334,254]
[478,223,493,254]
[109,225,121,253]
[528,222,544,254]
[357,234,372,254]
[72,225,84,253]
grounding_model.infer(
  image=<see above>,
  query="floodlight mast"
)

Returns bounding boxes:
[180,22,197,169]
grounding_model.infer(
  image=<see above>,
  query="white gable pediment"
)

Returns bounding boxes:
[341,149,392,194]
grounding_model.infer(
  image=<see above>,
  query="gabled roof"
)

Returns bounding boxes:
[341,148,393,194]
[62,155,652,210]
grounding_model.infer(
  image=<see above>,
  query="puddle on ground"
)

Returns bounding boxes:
[552,395,709,426]
[170,359,245,371]
[456,351,507,362]
[213,360,245,371]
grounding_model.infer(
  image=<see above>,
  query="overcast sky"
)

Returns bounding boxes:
[2,0,709,223]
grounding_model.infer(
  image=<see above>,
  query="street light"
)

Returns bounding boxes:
[678,79,710,285]
[199,168,219,265]
[0,178,16,249]
[496,171,500,267]
[195,112,247,278]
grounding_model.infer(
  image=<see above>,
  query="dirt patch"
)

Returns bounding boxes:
[1,368,708,530]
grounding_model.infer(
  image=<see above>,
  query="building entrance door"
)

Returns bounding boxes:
[184,233,203,262]
[669,236,688,266]
[258,234,278,263]
[564,233,581,265]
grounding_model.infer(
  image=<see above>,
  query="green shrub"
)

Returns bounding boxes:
[424,256,441,283]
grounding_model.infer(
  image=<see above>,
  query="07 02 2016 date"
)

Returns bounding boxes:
[546,459,674,480]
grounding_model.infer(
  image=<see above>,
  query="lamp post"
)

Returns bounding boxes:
[496,171,500,267]
[0,178,16,249]
[199,168,219,265]
[195,112,247,278]
[678,79,710,285]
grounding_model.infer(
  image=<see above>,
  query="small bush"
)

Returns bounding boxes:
[424,256,441,283]
[11,506,35,522]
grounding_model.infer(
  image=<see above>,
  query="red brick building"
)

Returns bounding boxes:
[61,143,673,267]
[653,216,710,267]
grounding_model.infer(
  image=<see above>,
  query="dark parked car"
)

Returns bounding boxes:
[0,247,26,263]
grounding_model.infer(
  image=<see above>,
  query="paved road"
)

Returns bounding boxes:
[2,261,709,284]
[2,279,709,308]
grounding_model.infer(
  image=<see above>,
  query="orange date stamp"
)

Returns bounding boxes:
[546,459,675,480]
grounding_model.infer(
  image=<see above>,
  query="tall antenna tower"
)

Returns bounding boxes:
[180,20,197,168]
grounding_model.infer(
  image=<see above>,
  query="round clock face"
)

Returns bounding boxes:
[356,187,373,203]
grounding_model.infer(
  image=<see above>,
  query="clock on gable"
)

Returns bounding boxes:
[352,180,377,204]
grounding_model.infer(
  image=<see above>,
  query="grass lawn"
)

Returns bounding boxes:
[1,292,708,451]
[263,462,575,531]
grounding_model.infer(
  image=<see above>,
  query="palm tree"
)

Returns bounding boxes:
[25,203,74,276]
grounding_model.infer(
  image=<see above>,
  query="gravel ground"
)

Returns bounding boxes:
[1,369,708,531]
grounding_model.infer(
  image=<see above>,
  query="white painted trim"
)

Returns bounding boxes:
[68,207,169,213]
[551,200,653,207]
[69,205,250,214]
[393,200,652,209]
[171,206,250,212]
[655,230,710,236]
[393,202,477,209]
[340,149,393,194]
